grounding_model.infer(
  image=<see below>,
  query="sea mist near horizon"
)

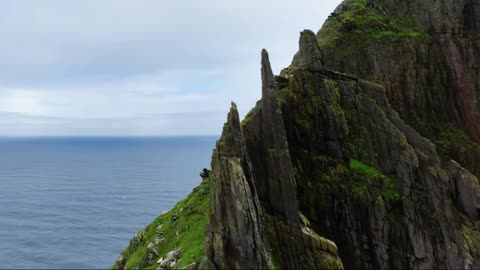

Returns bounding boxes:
[0,136,216,268]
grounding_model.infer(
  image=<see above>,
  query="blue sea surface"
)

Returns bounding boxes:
[0,136,217,269]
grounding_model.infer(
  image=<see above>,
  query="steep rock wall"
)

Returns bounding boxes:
[114,1,480,269]
[204,26,480,268]
[205,51,343,270]
[276,29,480,269]
[317,0,480,178]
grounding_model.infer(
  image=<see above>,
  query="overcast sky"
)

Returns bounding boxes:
[0,0,342,136]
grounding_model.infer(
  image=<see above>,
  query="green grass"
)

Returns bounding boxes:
[340,0,426,40]
[276,87,289,104]
[349,159,400,202]
[115,180,211,269]
[350,159,383,178]
[241,114,253,127]
[318,0,429,49]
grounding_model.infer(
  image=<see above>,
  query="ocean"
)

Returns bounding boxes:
[0,136,217,269]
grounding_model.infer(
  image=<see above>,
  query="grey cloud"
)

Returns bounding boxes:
[0,111,225,136]
[0,0,342,135]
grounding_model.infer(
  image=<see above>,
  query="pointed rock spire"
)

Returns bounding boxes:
[291,29,323,71]
[259,49,299,224]
[261,49,276,99]
[206,102,273,270]
[214,102,245,158]
[255,50,343,269]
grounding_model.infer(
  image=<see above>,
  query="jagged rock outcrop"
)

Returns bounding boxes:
[318,0,480,178]
[208,20,480,268]
[291,30,323,71]
[259,49,299,224]
[115,1,480,269]
[205,102,272,269]
[205,51,344,270]
[271,27,480,269]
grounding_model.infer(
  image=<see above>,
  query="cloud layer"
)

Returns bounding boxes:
[0,0,341,136]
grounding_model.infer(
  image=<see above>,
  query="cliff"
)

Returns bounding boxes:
[114,0,480,269]
[318,0,480,177]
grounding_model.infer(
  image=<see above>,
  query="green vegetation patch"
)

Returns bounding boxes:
[350,159,384,178]
[349,159,400,202]
[299,212,311,227]
[115,180,211,269]
[318,0,429,48]
[432,127,480,165]
[461,225,480,256]
[241,113,253,127]
[276,87,289,104]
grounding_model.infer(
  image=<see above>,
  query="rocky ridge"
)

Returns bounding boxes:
[205,26,480,268]
[114,0,480,269]
[204,49,343,270]
[318,0,480,177]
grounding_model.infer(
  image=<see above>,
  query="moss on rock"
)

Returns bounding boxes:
[350,159,400,203]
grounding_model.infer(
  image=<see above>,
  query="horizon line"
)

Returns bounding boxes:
[0,134,220,138]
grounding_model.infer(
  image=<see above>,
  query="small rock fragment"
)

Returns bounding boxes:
[157,249,183,269]
[114,255,126,270]
[154,237,165,244]
[200,168,210,180]
[146,242,160,261]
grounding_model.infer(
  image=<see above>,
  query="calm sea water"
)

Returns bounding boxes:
[0,136,217,269]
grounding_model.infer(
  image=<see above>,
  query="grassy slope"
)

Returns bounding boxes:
[115,179,211,269]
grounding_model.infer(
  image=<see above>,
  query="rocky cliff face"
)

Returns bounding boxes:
[205,1,480,266]
[204,102,272,269]
[205,50,343,270]
[318,0,480,177]
[114,1,480,269]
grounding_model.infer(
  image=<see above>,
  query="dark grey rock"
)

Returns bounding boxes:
[448,160,480,220]
[291,30,323,71]
[260,49,299,224]
[205,102,273,269]
[200,168,210,180]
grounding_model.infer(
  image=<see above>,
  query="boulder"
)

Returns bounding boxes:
[448,160,480,220]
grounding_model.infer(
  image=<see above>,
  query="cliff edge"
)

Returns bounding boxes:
[114,1,480,269]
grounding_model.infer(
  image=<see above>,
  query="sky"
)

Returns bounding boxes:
[0,0,342,136]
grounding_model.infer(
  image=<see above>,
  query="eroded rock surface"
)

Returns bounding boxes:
[114,1,480,269]
[206,25,480,268]
[205,51,344,270]
[205,102,272,270]
[318,0,480,178]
